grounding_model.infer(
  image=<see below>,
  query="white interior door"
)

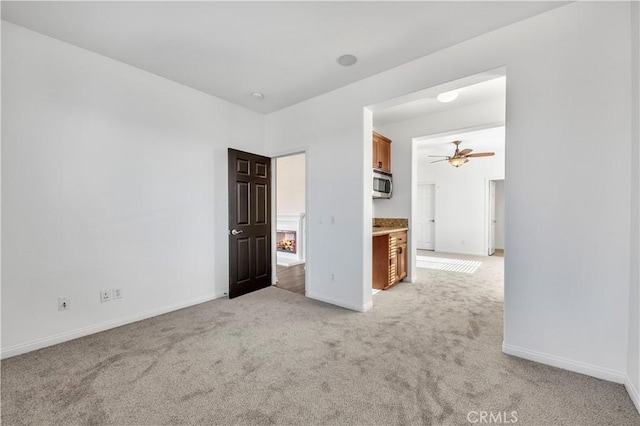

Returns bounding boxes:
[416,183,435,250]
[489,180,496,255]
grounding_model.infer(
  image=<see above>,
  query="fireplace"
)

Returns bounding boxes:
[276,213,305,266]
[276,230,297,254]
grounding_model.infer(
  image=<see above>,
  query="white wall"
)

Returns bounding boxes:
[494,180,505,250]
[416,150,504,256]
[1,22,265,357]
[276,153,305,215]
[265,1,634,385]
[627,0,640,412]
[266,104,372,312]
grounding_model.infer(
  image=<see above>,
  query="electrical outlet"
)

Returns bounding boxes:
[58,297,70,311]
[113,288,122,299]
[100,289,111,302]
[331,273,335,281]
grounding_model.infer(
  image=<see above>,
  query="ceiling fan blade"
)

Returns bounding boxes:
[430,159,448,164]
[466,152,495,158]
[428,155,449,158]
[459,148,473,156]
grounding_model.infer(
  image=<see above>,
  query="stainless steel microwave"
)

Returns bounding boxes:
[373,170,392,199]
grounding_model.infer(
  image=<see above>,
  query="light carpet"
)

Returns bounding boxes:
[2,253,638,425]
[416,255,482,274]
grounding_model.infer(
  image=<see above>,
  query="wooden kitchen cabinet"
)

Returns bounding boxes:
[372,131,391,173]
[395,232,408,282]
[372,230,407,290]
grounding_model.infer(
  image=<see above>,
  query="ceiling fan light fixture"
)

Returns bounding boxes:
[437,90,459,103]
[449,157,467,167]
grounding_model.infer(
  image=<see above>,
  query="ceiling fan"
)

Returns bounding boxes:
[429,140,495,167]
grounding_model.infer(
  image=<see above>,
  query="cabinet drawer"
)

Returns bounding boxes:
[391,231,407,244]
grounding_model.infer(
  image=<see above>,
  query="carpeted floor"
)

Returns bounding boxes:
[2,253,638,425]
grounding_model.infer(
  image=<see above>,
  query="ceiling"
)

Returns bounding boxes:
[1,1,567,114]
[373,75,506,127]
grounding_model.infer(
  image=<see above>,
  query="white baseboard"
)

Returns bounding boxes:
[306,291,370,312]
[502,342,626,384]
[625,376,640,414]
[1,292,225,359]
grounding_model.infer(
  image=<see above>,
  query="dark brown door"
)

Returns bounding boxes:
[228,148,272,299]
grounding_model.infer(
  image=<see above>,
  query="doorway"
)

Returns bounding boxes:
[414,125,505,257]
[274,153,306,295]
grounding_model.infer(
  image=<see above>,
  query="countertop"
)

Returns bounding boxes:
[372,226,409,237]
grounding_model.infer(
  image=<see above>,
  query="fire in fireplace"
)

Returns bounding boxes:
[276,230,297,253]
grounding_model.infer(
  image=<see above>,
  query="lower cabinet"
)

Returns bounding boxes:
[373,231,408,290]
[396,238,407,283]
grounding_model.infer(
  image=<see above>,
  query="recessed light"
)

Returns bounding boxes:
[251,92,264,100]
[337,54,358,66]
[437,90,459,103]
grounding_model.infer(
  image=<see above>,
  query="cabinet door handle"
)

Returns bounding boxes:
[398,247,402,254]
[378,161,382,168]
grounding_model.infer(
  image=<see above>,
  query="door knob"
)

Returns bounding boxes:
[230,229,244,236]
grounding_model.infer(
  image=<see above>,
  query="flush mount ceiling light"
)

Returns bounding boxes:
[437,90,459,103]
[250,92,264,100]
[337,54,358,66]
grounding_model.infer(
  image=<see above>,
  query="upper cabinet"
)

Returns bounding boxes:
[372,131,391,173]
